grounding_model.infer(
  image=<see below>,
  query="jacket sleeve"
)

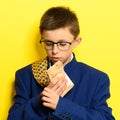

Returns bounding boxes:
[8,70,49,120]
[53,74,115,120]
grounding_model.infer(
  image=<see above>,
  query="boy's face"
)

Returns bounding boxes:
[42,27,81,65]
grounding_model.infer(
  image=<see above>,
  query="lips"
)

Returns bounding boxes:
[51,57,60,62]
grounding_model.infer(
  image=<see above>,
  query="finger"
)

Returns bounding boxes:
[42,93,59,110]
[42,87,58,99]
[47,76,60,89]
[55,79,67,95]
[51,72,65,84]
[42,100,56,109]
[47,76,61,88]
[41,87,51,97]
[41,94,50,102]
[42,101,51,107]
[51,75,66,91]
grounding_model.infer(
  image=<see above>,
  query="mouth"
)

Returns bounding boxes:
[51,57,60,62]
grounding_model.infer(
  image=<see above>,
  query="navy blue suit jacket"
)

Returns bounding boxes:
[8,56,115,120]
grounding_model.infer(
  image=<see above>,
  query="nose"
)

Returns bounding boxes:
[52,44,59,54]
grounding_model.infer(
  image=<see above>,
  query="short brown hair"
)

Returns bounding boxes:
[39,6,80,38]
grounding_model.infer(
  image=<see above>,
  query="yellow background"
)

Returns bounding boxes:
[0,0,119,119]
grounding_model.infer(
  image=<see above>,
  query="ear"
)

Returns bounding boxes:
[72,37,82,48]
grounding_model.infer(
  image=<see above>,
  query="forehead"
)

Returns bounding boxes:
[42,27,74,41]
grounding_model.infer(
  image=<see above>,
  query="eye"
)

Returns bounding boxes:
[45,41,53,46]
[59,42,67,46]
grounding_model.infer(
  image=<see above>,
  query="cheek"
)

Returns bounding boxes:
[45,49,50,56]
[46,50,51,55]
[63,49,72,57]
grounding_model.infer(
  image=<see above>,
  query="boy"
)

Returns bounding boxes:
[8,6,115,120]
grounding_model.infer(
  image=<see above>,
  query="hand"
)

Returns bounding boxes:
[41,87,59,110]
[41,74,67,110]
[48,73,67,95]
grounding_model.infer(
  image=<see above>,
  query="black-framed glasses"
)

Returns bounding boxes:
[40,39,74,51]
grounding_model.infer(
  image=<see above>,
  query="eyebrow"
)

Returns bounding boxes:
[44,39,71,43]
